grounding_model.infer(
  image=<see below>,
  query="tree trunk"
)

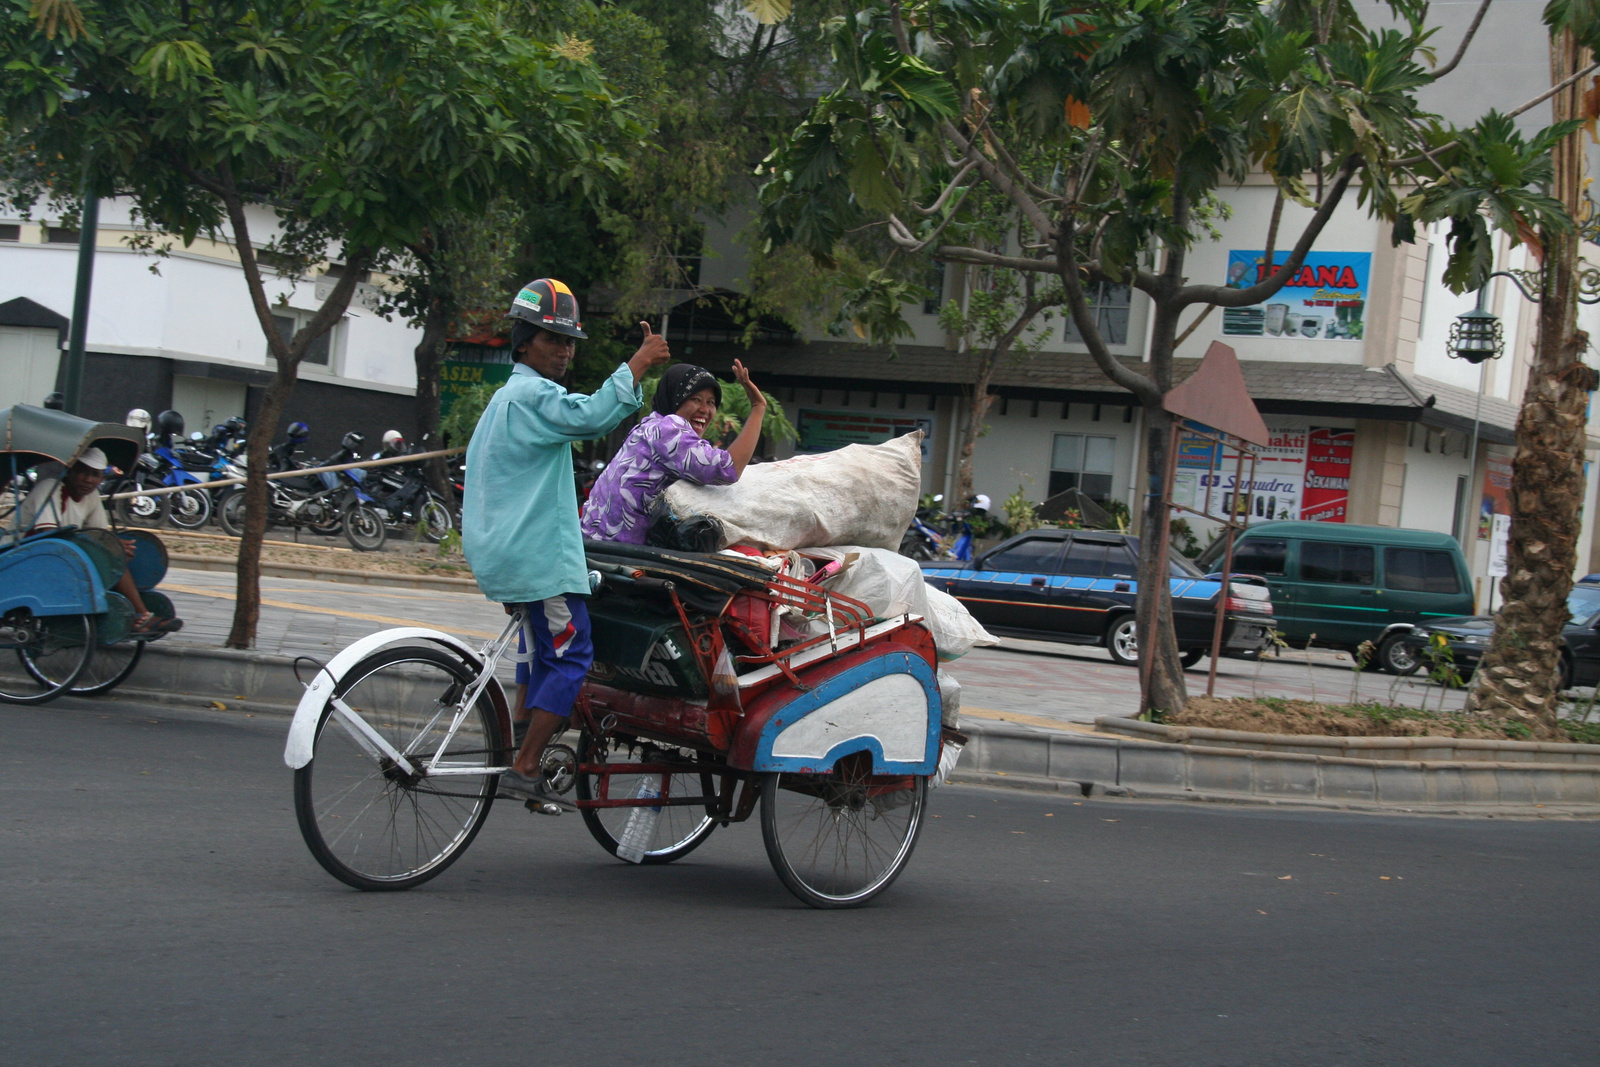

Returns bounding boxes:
[412,297,454,502]
[954,358,997,507]
[1463,31,1594,732]
[226,368,295,648]
[214,169,369,649]
[1135,401,1188,716]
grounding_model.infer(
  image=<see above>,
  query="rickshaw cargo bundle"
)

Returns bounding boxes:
[798,545,998,662]
[662,432,923,552]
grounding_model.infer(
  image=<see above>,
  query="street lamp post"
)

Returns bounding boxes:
[1446,288,1505,559]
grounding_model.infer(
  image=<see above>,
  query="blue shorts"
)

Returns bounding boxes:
[512,594,593,717]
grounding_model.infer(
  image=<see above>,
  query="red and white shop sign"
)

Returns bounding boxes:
[1301,427,1354,523]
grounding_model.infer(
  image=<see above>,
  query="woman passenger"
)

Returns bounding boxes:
[581,360,766,544]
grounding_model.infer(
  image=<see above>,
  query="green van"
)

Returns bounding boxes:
[1195,521,1474,673]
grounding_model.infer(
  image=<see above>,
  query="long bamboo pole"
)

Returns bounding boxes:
[104,446,466,501]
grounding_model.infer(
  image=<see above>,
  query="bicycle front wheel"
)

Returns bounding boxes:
[760,752,927,909]
[293,646,500,891]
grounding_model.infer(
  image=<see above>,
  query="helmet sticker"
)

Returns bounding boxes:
[513,286,543,312]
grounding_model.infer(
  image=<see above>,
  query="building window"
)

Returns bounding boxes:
[0,224,19,242]
[271,311,338,368]
[1063,282,1131,346]
[45,226,81,244]
[1048,433,1116,500]
[323,262,371,284]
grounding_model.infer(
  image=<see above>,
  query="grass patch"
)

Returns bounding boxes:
[1172,696,1596,744]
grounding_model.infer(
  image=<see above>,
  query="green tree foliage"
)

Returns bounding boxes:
[757,0,1574,715]
[1,0,634,646]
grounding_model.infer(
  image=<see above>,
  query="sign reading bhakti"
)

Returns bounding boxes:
[1172,421,1354,523]
[1219,251,1371,341]
[795,409,934,456]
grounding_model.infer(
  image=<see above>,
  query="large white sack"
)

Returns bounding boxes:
[802,545,998,661]
[663,432,923,551]
[803,546,927,619]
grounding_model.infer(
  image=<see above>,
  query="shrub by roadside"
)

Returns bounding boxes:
[1165,696,1600,745]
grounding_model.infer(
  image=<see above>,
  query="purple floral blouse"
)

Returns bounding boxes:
[581,412,737,544]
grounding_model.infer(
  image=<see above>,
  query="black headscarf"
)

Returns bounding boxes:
[652,363,721,416]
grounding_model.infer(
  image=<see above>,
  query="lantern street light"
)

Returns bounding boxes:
[1446,303,1504,364]
[1447,288,1504,551]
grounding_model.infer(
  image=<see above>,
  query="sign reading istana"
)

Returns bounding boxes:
[1220,251,1371,341]
[796,409,933,457]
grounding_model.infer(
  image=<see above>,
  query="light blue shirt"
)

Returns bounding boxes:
[463,361,642,603]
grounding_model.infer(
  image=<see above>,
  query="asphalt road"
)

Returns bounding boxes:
[5,696,1598,1066]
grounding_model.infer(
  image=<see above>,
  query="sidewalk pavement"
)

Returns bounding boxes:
[156,567,1470,729]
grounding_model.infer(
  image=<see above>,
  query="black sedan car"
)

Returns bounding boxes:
[921,529,1275,668]
[1399,580,1600,690]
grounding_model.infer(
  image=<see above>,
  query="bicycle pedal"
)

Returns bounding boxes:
[526,799,564,816]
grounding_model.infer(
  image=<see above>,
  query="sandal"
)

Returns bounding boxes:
[131,612,184,639]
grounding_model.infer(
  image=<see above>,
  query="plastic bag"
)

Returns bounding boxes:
[936,667,963,730]
[922,584,999,661]
[662,432,924,551]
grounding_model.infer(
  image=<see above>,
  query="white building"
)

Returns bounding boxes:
[0,199,422,455]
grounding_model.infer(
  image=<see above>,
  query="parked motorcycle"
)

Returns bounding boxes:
[218,429,387,550]
[146,414,218,531]
[898,493,990,562]
[363,431,453,543]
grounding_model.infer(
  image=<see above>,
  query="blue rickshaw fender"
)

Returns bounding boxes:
[284,626,511,770]
[728,645,941,777]
[0,538,109,617]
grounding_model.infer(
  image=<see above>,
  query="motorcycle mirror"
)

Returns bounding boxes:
[933,494,944,503]
[190,431,205,441]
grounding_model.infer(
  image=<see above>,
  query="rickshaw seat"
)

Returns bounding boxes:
[585,593,706,697]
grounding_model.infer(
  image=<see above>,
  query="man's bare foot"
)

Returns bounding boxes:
[512,709,566,777]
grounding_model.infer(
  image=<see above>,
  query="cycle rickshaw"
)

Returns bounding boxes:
[0,404,176,704]
[286,541,952,908]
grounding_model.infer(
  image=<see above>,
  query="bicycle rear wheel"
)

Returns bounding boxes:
[293,645,500,891]
[760,752,927,909]
[575,729,717,864]
[0,614,97,705]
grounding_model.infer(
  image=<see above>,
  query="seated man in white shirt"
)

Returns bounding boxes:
[17,447,183,636]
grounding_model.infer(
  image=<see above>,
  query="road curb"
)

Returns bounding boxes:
[953,719,1600,814]
[115,644,1600,815]
[168,553,479,592]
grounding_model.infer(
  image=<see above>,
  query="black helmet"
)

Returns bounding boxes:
[508,278,586,339]
[287,421,310,444]
[42,392,64,410]
[340,431,365,452]
[156,409,185,437]
[223,416,246,435]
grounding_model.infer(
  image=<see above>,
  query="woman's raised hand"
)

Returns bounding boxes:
[732,359,766,409]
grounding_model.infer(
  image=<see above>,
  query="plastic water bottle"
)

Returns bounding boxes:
[614,775,662,864]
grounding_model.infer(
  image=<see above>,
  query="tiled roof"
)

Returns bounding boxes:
[687,340,1518,437]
